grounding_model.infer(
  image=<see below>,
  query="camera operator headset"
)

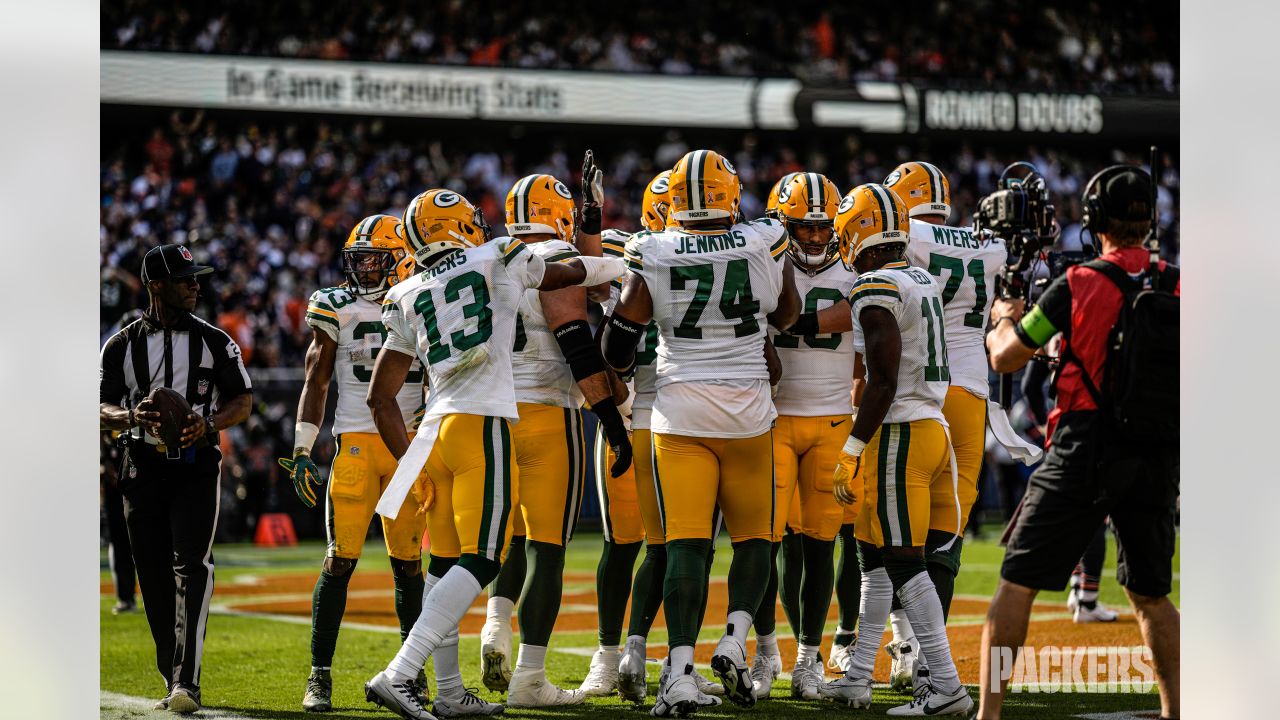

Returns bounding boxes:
[977,162,1181,720]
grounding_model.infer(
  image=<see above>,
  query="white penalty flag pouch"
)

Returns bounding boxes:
[376,415,443,520]
[987,400,1044,465]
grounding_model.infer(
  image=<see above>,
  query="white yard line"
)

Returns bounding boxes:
[100,691,256,719]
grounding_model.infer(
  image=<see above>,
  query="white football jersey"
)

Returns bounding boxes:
[602,229,660,429]
[905,219,1006,398]
[628,218,789,436]
[848,260,948,425]
[306,287,425,435]
[768,258,858,417]
[382,238,547,422]
[512,239,584,408]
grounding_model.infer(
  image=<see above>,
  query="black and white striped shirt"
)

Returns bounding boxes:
[100,312,252,444]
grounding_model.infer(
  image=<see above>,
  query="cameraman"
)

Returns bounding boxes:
[977,167,1180,720]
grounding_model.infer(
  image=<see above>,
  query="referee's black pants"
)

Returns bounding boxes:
[120,443,221,692]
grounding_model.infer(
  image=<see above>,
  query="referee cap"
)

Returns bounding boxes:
[141,244,214,282]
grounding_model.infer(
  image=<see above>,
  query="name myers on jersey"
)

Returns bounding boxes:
[674,231,747,255]
[926,225,981,250]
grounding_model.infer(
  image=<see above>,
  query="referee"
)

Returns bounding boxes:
[99,244,253,714]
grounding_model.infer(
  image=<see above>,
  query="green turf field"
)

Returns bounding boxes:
[100,528,1175,719]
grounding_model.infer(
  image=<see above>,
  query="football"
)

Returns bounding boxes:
[147,387,193,448]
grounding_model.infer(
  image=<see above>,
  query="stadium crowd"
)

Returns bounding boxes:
[100,109,1179,539]
[102,0,1178,94]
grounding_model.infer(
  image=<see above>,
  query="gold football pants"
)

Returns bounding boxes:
[772,415,849,542]
[652,430,774,543]
[326,432,427,561]
[854,419,951,548]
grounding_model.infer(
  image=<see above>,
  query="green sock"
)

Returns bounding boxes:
[727,538,771,615]
[596,540,642,647]
[489,535,526,601]
[799,535,836,647]
[696,544,717,635]
[753,542,781,636]
[391,559,425,643]
[663,539,712,647]
[627,543,666,637]
[778,532,803,638]
[835,524,861,635]
[516,540,566,647]
[310,567,353,667]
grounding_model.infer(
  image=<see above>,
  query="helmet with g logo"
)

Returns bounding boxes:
[342,214,414,300]
[884,161,951,220]
[505,174,577,241]
[641,170,672,231]
[402,189,490,266]
[835,184,910,267]
[669,149,741,223]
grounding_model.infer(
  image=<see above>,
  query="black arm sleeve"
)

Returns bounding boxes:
[600,314,644,375]
[552,319,608,382]
[100,332,129,405]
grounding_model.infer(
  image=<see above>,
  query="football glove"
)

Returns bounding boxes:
[581,149,605,209]
[832,435,867,507]
[833,453,861,506]
[580,149,604,235]
[280,452,324,508]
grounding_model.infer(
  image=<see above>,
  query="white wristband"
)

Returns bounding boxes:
[843,435,867,458]
[576,255,626,286]
[294,422,320,455]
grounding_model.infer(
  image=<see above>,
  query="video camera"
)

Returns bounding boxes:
[973,162,1061,301]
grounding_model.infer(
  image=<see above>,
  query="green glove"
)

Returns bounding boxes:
[279,452,324,508]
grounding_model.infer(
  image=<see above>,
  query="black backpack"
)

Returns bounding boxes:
[1065,258,1180,450]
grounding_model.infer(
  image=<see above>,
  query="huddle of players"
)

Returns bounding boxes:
[279,147,1005,718]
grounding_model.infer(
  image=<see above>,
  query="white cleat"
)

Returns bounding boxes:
[709,635,754,707]
[1073,601,1120,623]
[828,637,855,674]
[365,671,439,720]
[505,668,586,708]
[818,674,873,708]
[886,674,972,717]
[1066,586,1081,614]
[886,640,918,693]
[432,689,504,718]
[790,656,823,700]
[651,672,701,717]
[750,652,782,699]
[579,647,621,697]
[618,639,649,702]
[479,619,512,693]
[693,670,723,698]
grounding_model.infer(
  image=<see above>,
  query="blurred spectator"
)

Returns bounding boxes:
[101,0,1178,95]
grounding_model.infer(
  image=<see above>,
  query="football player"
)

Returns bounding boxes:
[817,185,972,716]
[477,172,632,708]
[279,215,429,713]
[580,171,664,698]
[361,189,627,720]
[875,161,1006,691]
[751,172,857,701]
[587,172,725,706]
[602,149,801,716]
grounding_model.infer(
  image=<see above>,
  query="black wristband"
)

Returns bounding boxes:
[790,311,819,336]
[581,206,602,235]
[592,397,628,444]
[552,319,608,382]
